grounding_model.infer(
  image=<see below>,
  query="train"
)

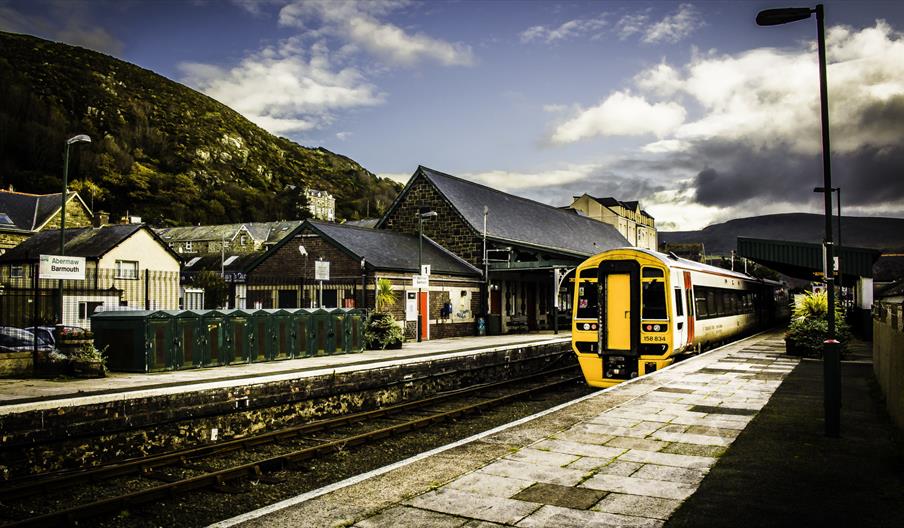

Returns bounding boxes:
[571,248,788,388]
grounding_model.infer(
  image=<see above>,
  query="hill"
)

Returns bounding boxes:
[660,213,904,253]
[0,31,402,225]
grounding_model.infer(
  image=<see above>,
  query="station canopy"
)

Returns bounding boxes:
[737,237,881,285]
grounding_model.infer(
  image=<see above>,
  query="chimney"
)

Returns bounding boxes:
[94,211,110,227]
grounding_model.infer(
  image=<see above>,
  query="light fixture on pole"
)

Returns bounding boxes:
[59,134,91,325]
[417,209,438,342]
[758,3,840,437]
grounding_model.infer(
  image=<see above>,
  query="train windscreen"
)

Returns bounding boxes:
[575,281,598,319]
[642,280,667,320]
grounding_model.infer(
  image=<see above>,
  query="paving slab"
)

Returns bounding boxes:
[511,482,607,510]
[404,488,540,525]
[593,493,683,520]
[580,473,698,501]
[516,504,663,528]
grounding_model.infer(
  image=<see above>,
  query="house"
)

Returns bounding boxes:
[155,220,303,255]
[305,189,336,221]
[376,166,629,334]
[0,190,93,253]
[0,224,181,328]
[567,194,657,251]
[241,220,482,339]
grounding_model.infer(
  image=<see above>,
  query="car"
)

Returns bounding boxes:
[24,326,88,348]
[0,326,54,353]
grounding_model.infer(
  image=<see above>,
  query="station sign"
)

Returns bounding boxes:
[40,254,86,280]
[412,274,429,288]
[315,260,330,281]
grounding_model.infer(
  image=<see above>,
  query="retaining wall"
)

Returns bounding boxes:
[0,340,573,480]
[873,301,904,431]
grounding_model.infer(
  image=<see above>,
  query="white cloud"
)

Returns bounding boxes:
[279,0,473,67]
[615,13,648,40]
[634,62,683,97]
[465,165,598,191]
[180,38,384,135]
[551,92,686,144]
[643,4,703,44]
[335,131,352,140]
[519,16,607,44]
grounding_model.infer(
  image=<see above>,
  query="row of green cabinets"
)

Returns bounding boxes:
[91,308,364,373]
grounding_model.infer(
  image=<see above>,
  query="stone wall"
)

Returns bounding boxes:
[251,228,364,281]
[0,232,29,252]
[41,197,93,230]
[873,301,904,431]
[380,176,483,267]
[0,351,31,378]
[0,340,572,479]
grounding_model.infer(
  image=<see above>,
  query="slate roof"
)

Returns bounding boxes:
[586,195,654,219]
[182,253,260,274]
[155,220,304,247]
[0,190,88,232]
[383,166,630,258]
[0,224,178,262]
[262,220,480,277]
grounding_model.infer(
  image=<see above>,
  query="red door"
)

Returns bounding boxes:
[684,271,695,346]
[419,291,429,340]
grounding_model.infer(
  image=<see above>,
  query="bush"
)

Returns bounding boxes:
[365,311,404,350]
[785,290,851,357]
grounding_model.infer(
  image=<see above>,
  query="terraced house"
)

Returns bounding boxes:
[0,189,93,253]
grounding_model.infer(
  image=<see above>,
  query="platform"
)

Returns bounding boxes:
[213,331,801,527]
[0,332,570,410]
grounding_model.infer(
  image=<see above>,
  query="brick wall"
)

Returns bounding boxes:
[381,176,483,267]
[251,227,364,281]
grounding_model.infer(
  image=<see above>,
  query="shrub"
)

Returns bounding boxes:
[785,290,851,357]
[364,311,404,350]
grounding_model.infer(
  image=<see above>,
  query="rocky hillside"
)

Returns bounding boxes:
[0,31,401,225]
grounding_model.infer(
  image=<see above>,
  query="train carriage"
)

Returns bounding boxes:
[572,248,786,388]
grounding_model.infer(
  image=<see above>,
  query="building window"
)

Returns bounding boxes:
[240,235,247,246]
[11,265,24,278]
[79,301,104,319]
[115,260,139,279]
[185,241,193,252]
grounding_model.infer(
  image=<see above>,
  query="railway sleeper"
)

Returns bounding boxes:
[213,475,245,494]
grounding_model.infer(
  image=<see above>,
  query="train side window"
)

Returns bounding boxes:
[707,290,716,317]
[642,280,667,320]
[674,289,684,317]
[687,289,696,317]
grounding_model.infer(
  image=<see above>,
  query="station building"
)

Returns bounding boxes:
[376,166,629,335]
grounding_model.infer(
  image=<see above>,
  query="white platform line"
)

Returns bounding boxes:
[208,331,772,527]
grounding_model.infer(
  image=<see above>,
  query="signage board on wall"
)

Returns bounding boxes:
[39,254,86,280]
[315,260,330,281]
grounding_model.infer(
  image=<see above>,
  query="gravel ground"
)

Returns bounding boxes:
[0,377,593,528]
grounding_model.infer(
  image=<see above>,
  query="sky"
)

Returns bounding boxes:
[2,0,904,230]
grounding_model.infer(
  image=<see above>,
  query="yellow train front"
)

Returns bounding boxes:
[571,248,780,388]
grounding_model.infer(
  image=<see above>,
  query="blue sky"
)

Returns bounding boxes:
[3,0,904,230]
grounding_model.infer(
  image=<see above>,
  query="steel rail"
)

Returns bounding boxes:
[4,372,581,527]
[0,358,574,501]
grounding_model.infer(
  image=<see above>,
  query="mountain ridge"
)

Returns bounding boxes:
[0,31,402,225]
[660,213,904,253]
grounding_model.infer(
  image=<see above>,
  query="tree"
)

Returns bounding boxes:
[194,271,228,309]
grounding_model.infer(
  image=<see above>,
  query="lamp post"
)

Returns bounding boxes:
[417,210,437,342]
[59,134,91,324]
[298,245,309,307]
[814,186,841,249]
[758,4,840,437]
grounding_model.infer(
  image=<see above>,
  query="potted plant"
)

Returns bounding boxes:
[365,278,404,350]
[67,341,108,378]
[785,290,850,357]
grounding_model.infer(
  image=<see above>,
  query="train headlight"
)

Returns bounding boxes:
[645,324,652,331]
[653,324,661,331]
[583,323,590,330]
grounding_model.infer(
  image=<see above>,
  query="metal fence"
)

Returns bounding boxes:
[0,266,180,331]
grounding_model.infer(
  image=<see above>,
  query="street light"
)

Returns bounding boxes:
[758,4,840,437]
[59,134,91,324]
[417,210,438,342]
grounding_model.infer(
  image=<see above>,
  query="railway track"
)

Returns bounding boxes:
[0,364,583,527]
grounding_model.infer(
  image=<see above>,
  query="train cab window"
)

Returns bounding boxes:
[642,267,664,278]
[642,280,667,320]
[575,281,599,319]
[674,289,684,317]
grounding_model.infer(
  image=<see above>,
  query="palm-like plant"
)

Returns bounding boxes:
[375,278,396,312]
